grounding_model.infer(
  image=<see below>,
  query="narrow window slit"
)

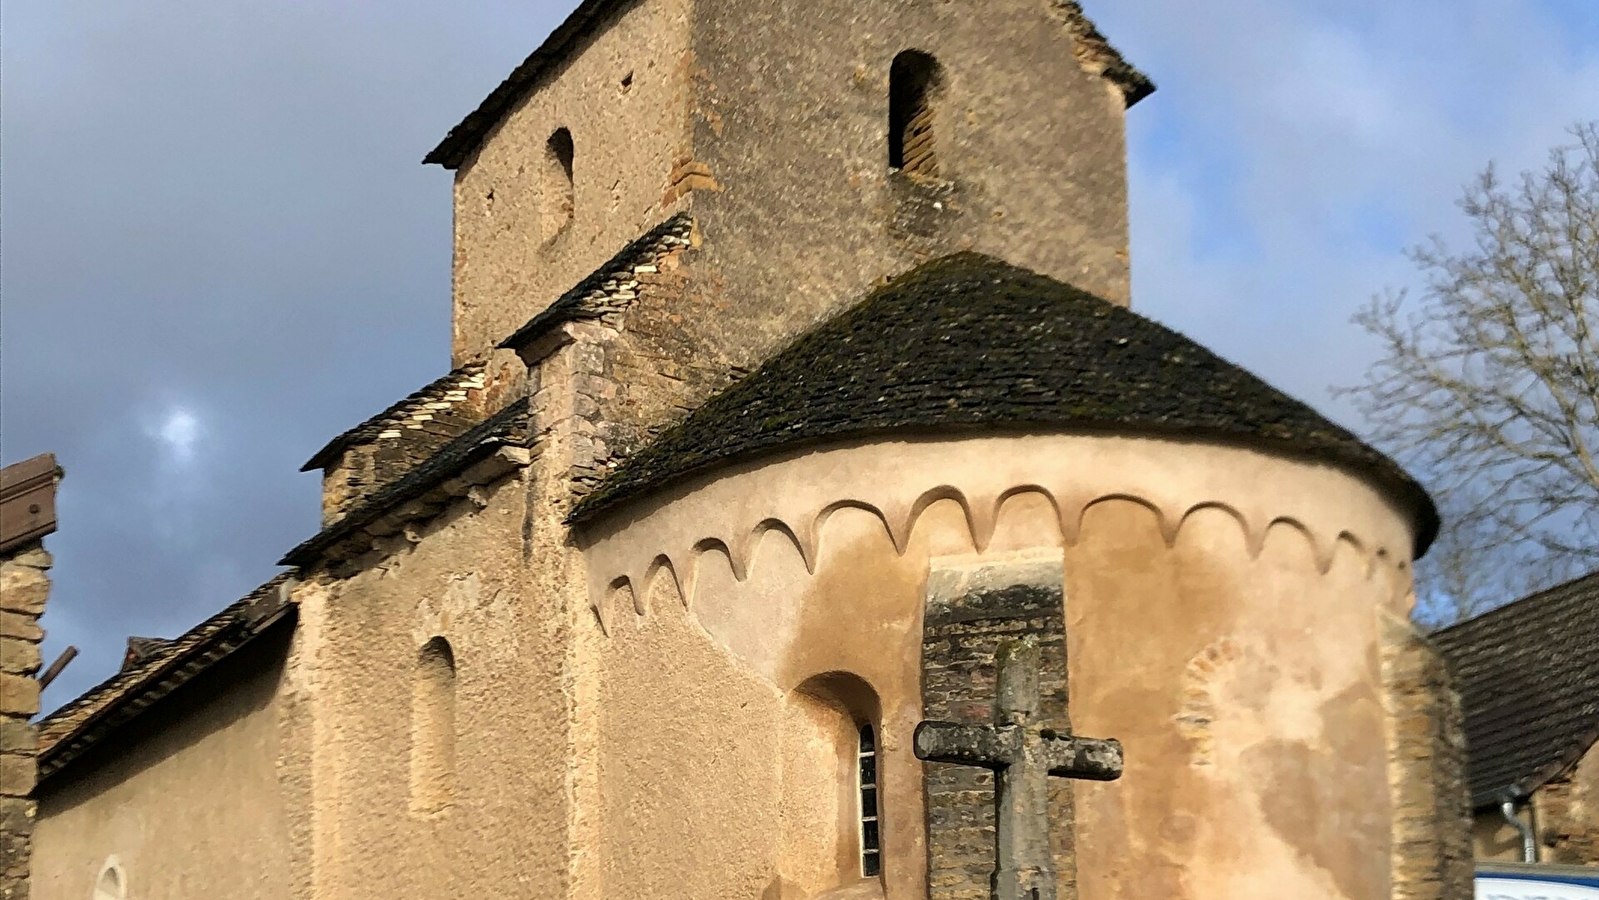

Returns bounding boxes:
[859,723,882,877]
[889,50,943,178]
[543,128,575,240]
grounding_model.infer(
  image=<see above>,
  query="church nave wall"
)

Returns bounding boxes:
[296,469,566,900]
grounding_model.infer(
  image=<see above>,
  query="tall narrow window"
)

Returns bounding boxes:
[542,127,575,240]
[859,723,881,876]
[411,636,456,814]
[889,51,942,178]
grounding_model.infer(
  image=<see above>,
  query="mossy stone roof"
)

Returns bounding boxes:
[570,252,1437,554]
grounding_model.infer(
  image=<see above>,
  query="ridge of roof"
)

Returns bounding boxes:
[280,398,531,567]
[499,212,694,355]
[1432,569,1599,808]
[425,0,639,169]
[38,572,298,783]
[566,252,1438,555]
[424,2,1152,170]
[301,361,488,472]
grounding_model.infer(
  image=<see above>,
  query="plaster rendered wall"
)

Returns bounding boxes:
[295,471,564,900]
[577,432,1418,900]
[684,0,1133,371]
[451,0,693,362]
[31,632,295,900]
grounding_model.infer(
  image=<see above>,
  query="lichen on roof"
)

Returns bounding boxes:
[567,252,1437,554]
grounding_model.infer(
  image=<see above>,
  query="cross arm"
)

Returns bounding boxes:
[1037,732,1123,781]
[914,720,1018,768]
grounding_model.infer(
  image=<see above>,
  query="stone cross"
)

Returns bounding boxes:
[914,638,1123,900]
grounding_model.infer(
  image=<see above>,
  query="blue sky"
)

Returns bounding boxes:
[4,0,1599,709]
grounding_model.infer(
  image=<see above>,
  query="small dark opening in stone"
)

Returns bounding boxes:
[889,50,942,177]
[543,127,575,239]
[620,71,634,92]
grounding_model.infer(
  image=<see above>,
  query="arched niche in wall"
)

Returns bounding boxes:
[779,672,884,896]
[93,857,125,900]
[410,636,457,815]
[542,127,575,241]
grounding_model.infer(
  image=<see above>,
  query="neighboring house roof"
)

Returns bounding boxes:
[122,636,173,669]
[300,361,488,472]
[1433,570,1599,809]
[499,212,694,356]
[568,252,1438,554]
[37,573,298,783]
[280,398,532,566]
[423,0,1153,170]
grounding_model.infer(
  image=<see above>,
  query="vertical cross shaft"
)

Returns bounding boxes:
[992,639,1055,900]
[914,639,1123,900]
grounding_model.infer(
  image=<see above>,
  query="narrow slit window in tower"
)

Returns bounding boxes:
[543,127,575,239]
[859,723,881,876]
[889,51,941,178]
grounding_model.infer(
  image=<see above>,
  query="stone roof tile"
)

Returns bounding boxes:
[300,362,488,472]
[280,398,531,567]
[498,212,694,356]
[1432,570,1599,808]
[37,573,298,782]
[568,252,1438,555]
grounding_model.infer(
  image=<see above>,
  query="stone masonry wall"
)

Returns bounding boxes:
[1531,738,1599,865]
[1,543,52,900]
[555,240,739,504]
[921,559,1076,900]
[1380,611,1473,900]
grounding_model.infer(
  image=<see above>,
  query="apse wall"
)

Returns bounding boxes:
[578,432,1419,900]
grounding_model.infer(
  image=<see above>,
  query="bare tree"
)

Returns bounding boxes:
[1342,123,1599,627]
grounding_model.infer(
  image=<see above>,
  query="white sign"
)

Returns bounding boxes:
[1478,874,1599,900]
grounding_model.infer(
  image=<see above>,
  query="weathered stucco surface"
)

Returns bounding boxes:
[577,432,1418,900]
[31,632,294,900]
[29,1,1467,896]
[451,0,693,362]
[290,471,565,900]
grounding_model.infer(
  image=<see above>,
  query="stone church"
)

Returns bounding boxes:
[20,1,1473,899]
